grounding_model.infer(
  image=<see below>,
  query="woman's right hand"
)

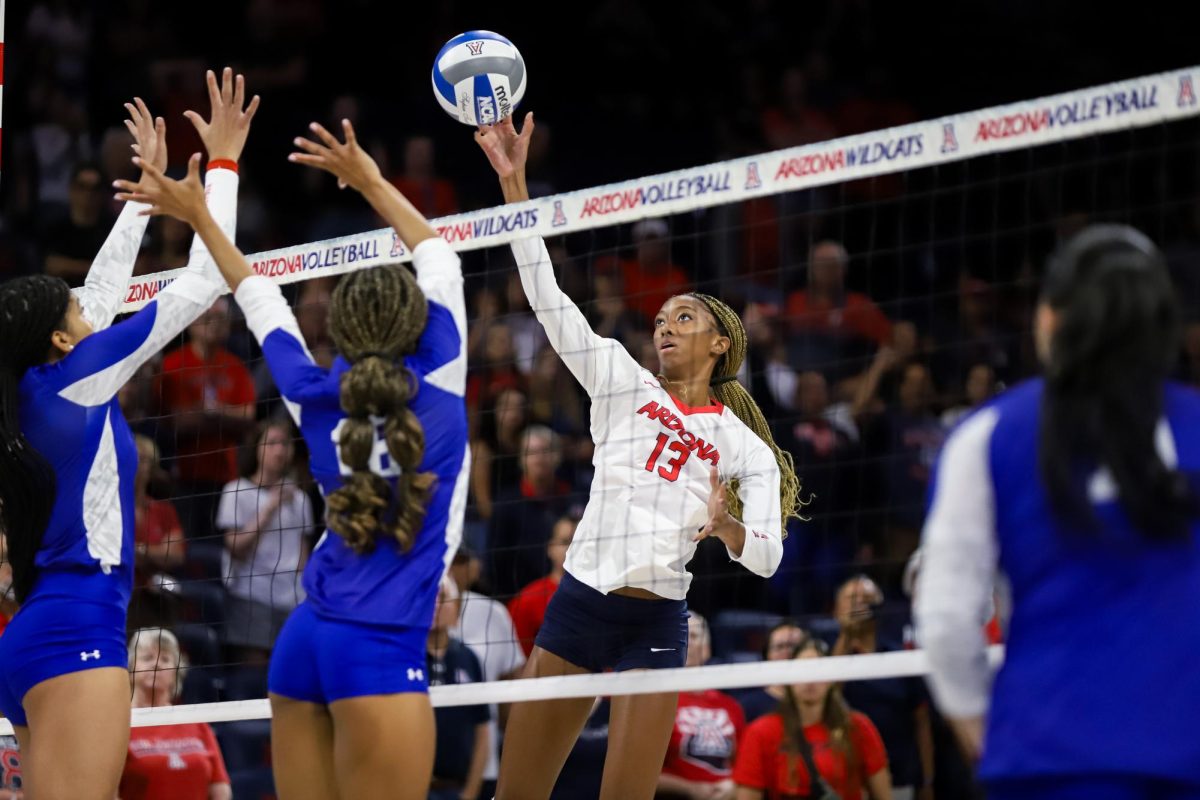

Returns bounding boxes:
[114,154,209,228]
[184,68,260,163]
[474,111,535,178]
[289,119,383,193]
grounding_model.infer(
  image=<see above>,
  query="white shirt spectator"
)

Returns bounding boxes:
[217,478,311,611]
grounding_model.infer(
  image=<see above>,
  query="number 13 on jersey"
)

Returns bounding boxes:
[645,433,690,482]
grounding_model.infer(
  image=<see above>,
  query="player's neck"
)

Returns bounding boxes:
[798,701,823,727]
[659,373,713,409]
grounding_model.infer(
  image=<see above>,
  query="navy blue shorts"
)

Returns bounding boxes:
[268,601,429,705]
[534,571,688,672]
[0,583,128,727]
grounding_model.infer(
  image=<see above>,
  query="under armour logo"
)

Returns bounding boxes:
[80,650,101,661]
[407,668,425,682]
[465,41,485,56]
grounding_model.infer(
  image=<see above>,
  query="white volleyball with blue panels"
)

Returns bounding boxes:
[432,31,527,126]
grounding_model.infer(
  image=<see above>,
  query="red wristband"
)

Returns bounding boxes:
[207,159,239,174]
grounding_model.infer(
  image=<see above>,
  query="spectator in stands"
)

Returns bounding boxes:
[117,356,162,439]
[761,67,837,150]
[488,425,582,599]
[134,215,192,275]
[618,219,692,324]
[508,515,577,656]
[470,387,530,522]
[525,348,590,472]
[731,619,808,723]
[121,628,231,800]
[940,363,1000,429]
[931,274,1014,388]
[390,135,460,218]
[448,546,526,798]
[40,162,111,287]
[831,576,933,800]
[217,421,312,660]
[128,435,186,631]
[588,269,646,347]
[734,636,892,800]
[428,577,490,800]
[466,320,524,435]
[659,612,745,800]
[788,240,892,345]
[157,297,256,537]
[505,271,550,375]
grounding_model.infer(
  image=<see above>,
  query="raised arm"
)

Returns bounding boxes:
[72,98,166,332]
[475,113,640,396]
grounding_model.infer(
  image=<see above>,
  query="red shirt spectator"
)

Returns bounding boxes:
[156,298,256,485]
[132,435,185,591]
[508,516,576,655]
[733,711,887,800]
[120,723,230,800]
[663,690,746,783]
[389,135,460,218]
[786,241,892,346]
[597,219,691,324]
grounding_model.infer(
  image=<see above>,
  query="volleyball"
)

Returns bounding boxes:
[431,31,527,127]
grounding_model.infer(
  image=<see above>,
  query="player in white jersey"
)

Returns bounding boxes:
[475,114,804,800]
[0,70,256,800]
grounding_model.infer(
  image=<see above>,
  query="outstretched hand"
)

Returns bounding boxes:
[695,466,734,543]
[289,119,383,193]
[125,97,167,176]
[183,67,260,163]
[113,154,209,227]
[474,111,535,178]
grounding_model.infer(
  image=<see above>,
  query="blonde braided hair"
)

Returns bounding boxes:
[690,293,804,535]
[325,264,435,554]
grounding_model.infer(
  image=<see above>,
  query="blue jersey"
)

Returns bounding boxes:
[17,171,239,609]
[917,379,1200,783]
[235,237,468,628]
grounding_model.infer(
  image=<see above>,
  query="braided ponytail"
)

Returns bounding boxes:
[692,293,804,535]
[0,276,73,601]
[325,265,436,554]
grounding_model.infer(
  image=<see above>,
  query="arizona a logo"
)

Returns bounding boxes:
[552,200,568,227]
[744,161,762,190]
[940,122,959,154]
[1178,75,1197,108]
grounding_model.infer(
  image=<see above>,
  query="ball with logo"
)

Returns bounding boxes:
[432,30,527,126]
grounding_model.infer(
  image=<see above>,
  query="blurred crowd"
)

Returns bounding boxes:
[2,1,1200,799]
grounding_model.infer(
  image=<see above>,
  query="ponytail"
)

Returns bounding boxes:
[0,276,72,601]
[325,266,435,554]
[1040,225,1196,538]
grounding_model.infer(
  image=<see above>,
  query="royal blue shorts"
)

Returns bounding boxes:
[267,601,429,705]
[534,571,688,672]
[0,574,128,728]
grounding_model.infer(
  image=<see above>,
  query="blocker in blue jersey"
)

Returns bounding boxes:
[0,70,255,800]
[917,225,1200,800]
[116,117,467,800]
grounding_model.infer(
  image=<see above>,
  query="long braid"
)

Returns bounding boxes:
[691,293,804,535]
[325,265,435,554]
[0,276,72,601]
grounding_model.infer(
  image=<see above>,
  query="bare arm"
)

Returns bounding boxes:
[865,767,894,800]
[735,789,764,800]
[915,704,936,799]
[208,783,232,800]
[463,721,490,800]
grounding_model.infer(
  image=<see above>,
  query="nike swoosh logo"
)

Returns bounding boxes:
[649,647,676,652]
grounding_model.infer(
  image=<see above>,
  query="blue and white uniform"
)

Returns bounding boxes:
[234,237,468,704]
[916,379,1200,796]
[0,169,239,726]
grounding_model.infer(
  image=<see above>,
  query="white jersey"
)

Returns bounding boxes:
[510,237,783,600]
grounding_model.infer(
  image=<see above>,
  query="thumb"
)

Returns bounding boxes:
[187,152,202,182]
[183,109,205,132]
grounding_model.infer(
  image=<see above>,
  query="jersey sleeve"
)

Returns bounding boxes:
[71,201,151,332]
[727,438,784,578]
[914,407,1001,719]
[234,276,327,427]
[510,236,642,398]
[54,169,240,407]
[850,712,889,777]
[410,237,466,398]
[731,718,771,790]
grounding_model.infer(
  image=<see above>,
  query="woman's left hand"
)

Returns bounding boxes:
[114,154,208,225]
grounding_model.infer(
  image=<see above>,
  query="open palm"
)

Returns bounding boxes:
[474,111,535,178]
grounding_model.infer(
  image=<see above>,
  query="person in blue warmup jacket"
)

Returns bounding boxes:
[117,117,468,800]
[916,224,1200,800]
[0,68,256,800]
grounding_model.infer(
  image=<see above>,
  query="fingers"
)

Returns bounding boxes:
[131,156,167,183]
[291,136,327,156]
[134,96,153,125]
[220,66,234,105]
[124,102,142,129]
[521,111,536,139]
[709,466,720,493]
[244,94,261,122]
[287,152,326,168]
[124,118,139,140]
[205,69,221,112]
[185,152,202,182]
[308,121,341,148]
[182,109,206,133]
[233,72,245,110]
[340,118,357,147]
[155,116,166,138]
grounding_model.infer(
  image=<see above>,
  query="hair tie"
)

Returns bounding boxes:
[710,375,739,386]
[358,351,390,362]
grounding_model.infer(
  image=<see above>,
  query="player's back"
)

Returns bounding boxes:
[292,354,467,628]
[979,378,1200,781]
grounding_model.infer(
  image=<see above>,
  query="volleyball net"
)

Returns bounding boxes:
[2,66,1199,739]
